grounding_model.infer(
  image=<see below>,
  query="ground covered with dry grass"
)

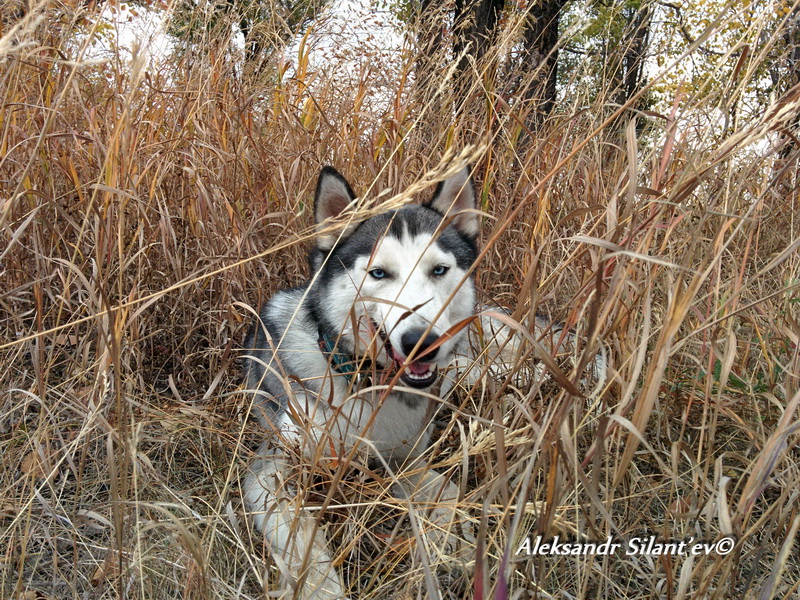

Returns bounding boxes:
[1,2,799,599]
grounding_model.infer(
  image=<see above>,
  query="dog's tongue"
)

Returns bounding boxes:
[407,361,432,375]
[391,349,432,374]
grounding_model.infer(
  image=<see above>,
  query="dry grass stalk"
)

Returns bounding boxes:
[1,1,799,598]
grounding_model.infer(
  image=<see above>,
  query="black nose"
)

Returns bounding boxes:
[400,330,439,361]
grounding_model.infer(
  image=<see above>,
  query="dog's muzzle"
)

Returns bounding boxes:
[387,329,441,389]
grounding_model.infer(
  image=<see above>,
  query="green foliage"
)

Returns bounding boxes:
[647,0,786,117]
[375,0,416,26]
[167,0,329,70]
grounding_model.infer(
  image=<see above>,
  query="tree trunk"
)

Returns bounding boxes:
[611,2,652,108]
[453,0,505,111]
[779,9,800,158]
[413,0,447,99]
[520,0,568,127]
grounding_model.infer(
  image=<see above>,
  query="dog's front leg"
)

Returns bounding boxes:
[244,443,347,600]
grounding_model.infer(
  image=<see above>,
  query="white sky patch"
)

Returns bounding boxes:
[84,0,403,74]
[84,2,172,68]
[278,1,408,118]
[290,0,404,73]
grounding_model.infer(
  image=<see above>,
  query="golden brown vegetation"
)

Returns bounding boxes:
[1,2,799,599]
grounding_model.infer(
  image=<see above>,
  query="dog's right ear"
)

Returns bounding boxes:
[314,166,358,252]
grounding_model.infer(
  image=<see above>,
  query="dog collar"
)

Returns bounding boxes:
[317,330,370,382]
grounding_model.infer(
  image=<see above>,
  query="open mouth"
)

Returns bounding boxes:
[374,324,440,389]
[397,356,439,388]
[390,347,438,388]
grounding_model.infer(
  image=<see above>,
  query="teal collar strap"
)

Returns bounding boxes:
[318,333,356,375]
[317,331,373,381]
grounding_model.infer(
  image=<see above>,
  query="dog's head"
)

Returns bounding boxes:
[310,166,479,389]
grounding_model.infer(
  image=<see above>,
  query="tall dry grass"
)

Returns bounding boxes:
[1,2,799,599]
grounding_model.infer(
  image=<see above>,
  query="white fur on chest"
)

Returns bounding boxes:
[277,378,432,467]
[368,393,431,464]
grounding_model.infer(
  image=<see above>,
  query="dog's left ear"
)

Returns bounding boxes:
[425,166,480,240]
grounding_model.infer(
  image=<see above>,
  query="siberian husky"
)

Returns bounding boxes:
[242,165,480,599]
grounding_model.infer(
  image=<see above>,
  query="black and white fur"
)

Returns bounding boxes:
[242,166,479,599]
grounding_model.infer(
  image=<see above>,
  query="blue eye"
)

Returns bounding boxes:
[369,268,386,279]
[432,265,448,276]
